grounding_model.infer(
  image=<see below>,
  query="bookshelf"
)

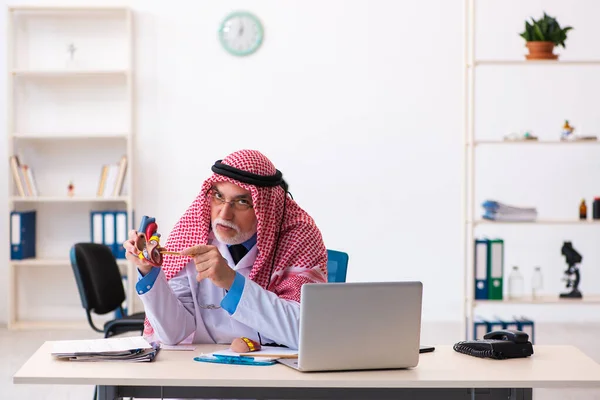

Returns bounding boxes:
[473,294,600,306]
[463,0,600,339]
[6,6,137,330]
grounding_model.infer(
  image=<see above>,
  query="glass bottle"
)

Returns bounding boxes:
[593,197,600,220]
[531,266,543,299]
[508,266,524,299]
[580,199,587,220]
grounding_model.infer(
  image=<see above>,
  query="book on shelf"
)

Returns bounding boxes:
[9,155,39,197]
[21,165,39,196]
[97,155,128,198]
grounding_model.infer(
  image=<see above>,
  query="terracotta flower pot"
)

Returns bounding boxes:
[525,41,558,60]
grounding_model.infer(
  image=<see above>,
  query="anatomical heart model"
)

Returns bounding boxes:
[135,215,165,267]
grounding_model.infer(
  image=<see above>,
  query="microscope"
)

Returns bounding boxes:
[560,241,583,299]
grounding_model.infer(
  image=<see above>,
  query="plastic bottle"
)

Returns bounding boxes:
[508,266,524,299]
[579,199,587,220]
[531,266,543,299]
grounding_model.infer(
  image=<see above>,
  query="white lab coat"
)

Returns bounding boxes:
[137,232,302,350]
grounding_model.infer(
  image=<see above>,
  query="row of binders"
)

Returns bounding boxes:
[474,238,504,300]
[9,210,130,260]
[474,315,535,343]
[91,210,130,259]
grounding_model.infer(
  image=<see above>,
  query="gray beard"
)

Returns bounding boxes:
[211,220,256,245]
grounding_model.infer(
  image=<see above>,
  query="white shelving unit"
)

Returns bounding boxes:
[6,6,136,330]
[463,0,600,340]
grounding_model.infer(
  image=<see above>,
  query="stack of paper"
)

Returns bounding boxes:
[51,336,159,362]
[482,200,537,222]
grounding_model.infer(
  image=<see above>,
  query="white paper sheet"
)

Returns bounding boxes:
[160,344,197,351]
[51,336,152,356]
[213,345,298,359]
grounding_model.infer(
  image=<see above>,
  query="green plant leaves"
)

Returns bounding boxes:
[518,12,573,47]
[533,24,545,41]
[520,21,534,41]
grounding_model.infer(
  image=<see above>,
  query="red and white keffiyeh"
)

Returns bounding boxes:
[143,149,328,338]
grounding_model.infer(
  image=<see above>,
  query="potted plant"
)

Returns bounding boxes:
[519,12,573,60]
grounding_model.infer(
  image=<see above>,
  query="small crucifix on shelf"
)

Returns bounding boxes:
[66,42,77,68]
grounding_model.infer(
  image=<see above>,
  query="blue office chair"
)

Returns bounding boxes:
[326,249,349,283]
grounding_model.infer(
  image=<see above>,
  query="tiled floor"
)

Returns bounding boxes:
[2,322,600,399]
[1,326,99,400]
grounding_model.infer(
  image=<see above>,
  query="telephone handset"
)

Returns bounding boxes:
[453,329,534,360]
[484,329,529,343]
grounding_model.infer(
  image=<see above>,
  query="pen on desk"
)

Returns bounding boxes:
[238,353,298,359]
[194,354,276,366]
[213,355,260,365]
[214,354,254,361]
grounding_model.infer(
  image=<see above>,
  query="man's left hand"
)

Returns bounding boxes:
[180,245,236,290]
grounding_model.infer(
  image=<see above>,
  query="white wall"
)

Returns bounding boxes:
[1,0,599,326]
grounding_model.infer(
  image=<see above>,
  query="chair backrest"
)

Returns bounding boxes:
[69,242,126,315]
[326,249,349,283]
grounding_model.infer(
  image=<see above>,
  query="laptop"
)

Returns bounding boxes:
[278,281,423,372]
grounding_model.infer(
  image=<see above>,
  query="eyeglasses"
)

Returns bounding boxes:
[207,189,253,211]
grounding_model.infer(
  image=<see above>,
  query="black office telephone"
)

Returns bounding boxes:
[453,330,534,360]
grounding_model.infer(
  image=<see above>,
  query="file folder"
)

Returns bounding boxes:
[90,211,104,244]
[103,211,116,257]
[10,210,36,260]
[91,210,130,258]
[487,239,504,300]
[51,336,159,362]
[115,211,127,259]
[474,238,489,300]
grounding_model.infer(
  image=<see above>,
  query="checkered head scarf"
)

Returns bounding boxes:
[143,149,328,338]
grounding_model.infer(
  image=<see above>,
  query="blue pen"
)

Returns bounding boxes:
[194,354,274,366]
[214,354,254,362]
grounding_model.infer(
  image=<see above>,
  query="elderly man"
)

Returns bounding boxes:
[123,149,328,349]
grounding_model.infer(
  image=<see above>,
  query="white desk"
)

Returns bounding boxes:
[13,343,600,400]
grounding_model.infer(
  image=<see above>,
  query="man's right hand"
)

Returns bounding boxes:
[123,230,155,275]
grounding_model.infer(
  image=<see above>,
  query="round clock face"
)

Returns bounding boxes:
[218,11,264,56]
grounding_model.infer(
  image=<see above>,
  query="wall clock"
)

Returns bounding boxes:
[218,11,264,56]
